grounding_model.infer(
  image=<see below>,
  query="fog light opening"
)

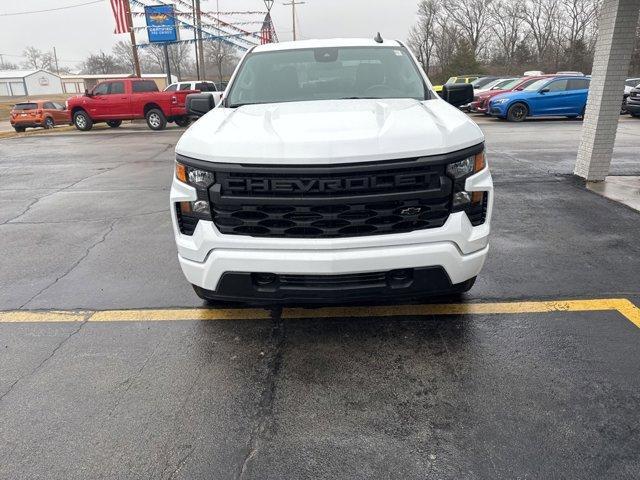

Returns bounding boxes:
[254,273,277,286]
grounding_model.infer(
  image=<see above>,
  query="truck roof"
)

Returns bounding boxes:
[252,38,402,53]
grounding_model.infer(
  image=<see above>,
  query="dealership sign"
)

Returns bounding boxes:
[144,5,178,43]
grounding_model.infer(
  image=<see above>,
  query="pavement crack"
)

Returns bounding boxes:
[167,445,196,480]
[0,313,90,403]
[19,219,118,309]
[4,164,126,224]
[104,338,162,421]
[237,307,285,480]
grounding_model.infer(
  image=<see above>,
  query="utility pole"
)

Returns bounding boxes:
[283,0,305,41]
[195,0,206,79]
[191,0,200,80]
[163,44,172,85]
[125,0,141,76]
[53,47,60,75]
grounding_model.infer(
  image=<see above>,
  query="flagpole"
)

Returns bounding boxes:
[126,0,142,77]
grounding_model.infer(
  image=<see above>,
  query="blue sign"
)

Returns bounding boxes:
[144,5,178,43]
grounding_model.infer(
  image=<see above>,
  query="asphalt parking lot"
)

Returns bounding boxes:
[1,116,639,479]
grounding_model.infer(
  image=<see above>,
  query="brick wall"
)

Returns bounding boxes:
[574,0,640,181]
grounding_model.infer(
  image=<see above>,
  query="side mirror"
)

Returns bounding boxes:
[186,93,215,117]
[539,88,550,94]
[441,83,474,107]
[84,89,93,97]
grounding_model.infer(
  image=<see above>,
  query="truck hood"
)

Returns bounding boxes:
[176,98,484,165]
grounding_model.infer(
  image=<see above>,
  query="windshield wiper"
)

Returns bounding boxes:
[339,96,380,100]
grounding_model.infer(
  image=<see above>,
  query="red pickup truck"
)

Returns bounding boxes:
[66,78,192,131]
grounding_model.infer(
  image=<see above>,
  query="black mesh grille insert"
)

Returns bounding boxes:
[208,159,454,238]
[177,145,485,239]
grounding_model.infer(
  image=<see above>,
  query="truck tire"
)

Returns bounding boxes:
[14,126,26,133]
[43,117,54,129]
[506,103,528,122]
[106,120,122,128]
[73,111,93,131]
[174,116,190,127]
[146,109,167,130]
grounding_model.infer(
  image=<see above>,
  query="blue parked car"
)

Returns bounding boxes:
[488,76,591,122]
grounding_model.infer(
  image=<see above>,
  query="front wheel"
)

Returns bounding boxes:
[43,117,55,129]
[145,109,167,130]
[506,103,528,122]
[174,116,190,128]
[73,111,93,131]
[14,126,26,133]
[106,120,122,128]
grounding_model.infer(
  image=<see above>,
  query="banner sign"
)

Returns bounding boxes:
[144,5,178,43]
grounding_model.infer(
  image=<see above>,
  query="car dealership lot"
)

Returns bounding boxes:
[1,118,639,479]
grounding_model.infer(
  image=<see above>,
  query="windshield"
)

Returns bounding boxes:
[471,77,494,88]
[524,78,550,91]
[493,78,521,90]
[226,46,428,107]
[13,103,38,110]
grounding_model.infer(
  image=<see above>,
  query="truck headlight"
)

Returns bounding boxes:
[175,160,215,234]
[447,151,487,225]
[446,152,485,179]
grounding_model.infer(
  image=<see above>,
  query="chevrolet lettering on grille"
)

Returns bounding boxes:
[223,173,433,194]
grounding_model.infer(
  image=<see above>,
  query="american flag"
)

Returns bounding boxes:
[110,0,130,34]
[260,12,273,44]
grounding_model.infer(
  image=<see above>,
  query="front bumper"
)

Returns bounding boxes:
[489,103,508,117]
[170,165,493,301]
[624,100,640,115]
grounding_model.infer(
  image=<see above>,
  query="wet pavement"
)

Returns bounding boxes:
[0,117,639,479]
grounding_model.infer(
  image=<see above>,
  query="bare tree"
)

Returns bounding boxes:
[489,1,528,67]
[112,40,137,74]
[203,41,240,83]
[167,43,194,80]
[81,52,126,74]
[519,0,560,64]
[22,46,54,70]
[407,0,440,75]
[440,0,494,58]
[0,59,19,70]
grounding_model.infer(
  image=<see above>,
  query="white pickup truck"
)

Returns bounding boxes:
[171,37,493,303]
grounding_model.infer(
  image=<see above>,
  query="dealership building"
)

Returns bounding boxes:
[0,70,177,97]
[0,69,64,97]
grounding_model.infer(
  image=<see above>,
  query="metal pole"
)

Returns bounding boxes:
[292,0,296,41]
[195,0,206,79]
[53,47,60,75]
[163,44,172,85]
[126,0,141,76]
[283,1,305,41]
[191,0,200,80]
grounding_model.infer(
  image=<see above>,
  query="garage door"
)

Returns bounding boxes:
[9,82,26,96]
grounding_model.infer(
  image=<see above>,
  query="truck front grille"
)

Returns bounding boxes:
[212,196,451,238]
[179,146,483,239]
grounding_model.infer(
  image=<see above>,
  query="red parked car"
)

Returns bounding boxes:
[10,100,71,132]
[66,78,193,131]
[469,75,556,114]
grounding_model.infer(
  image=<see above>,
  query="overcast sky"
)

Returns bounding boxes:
[0,0,420,70]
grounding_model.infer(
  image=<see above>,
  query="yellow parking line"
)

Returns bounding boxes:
[87,308,271,322]
[0,310,88,323]
[0,298,638,327]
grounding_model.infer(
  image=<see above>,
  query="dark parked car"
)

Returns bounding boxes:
[625,86,640,117]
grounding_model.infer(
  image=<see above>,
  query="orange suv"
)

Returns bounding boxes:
[9,100,71,132]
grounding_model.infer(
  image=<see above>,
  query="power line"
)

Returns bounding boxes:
[0,0,104,17]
